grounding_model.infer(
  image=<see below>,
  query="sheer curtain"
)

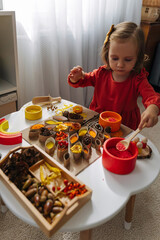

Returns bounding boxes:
[3,0,142,108]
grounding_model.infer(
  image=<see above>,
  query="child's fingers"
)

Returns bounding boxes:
[138,114,148,129]
[69,66,83,83]
[70,66,82,74]
[147,117,158,127]
[138,122,145,130]
[69,73,74,78]
[139,116,158,129]
[69,73,78,83]
[140,121,148,129]
[74,65,82,70]
[70,69,77,75]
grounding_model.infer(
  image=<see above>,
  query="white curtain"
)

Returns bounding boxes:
[3,0,142,108]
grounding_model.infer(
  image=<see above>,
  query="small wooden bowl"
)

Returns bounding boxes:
[68,122,82,135]
[99,111,122,132]
[57,141,68,160]
[70,132,79,146]
[88,127,97,144]
[53,124,69,133]
[95,138,102,151]
[83,147,90,160]
[78,126,88,140]
[45,137,55,155]
[39,134,51,144]
[45,119,59,126]
[39,127,53,144]
[82,134,92,149]
[63,152,70,168]
[55,132,68,145]
[68,113,83,124]
[97,132,105,144]
[94,123,103,133]
[30,123,45,130]
[70,141,83,161]
[73,105,83,114]
[29,129,39,140]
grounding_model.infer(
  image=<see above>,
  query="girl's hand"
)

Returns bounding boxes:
[139,104,159,129]
[68,66,85,83]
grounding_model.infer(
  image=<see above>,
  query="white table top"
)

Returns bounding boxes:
[0,99,160,232]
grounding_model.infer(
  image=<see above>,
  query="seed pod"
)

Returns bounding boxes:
[44,199,54,216]
[34,193,40,207]
[25,188,37,198]
[47,193,55,201]
[38,206,43,213]
[22,178,33,190]
[40,195,47,203]
[50,212,55,219]
[46,216,52,224]
[54,200,63,207]
[32,178,39,183]
[52,207,63,213]
[29,182,38,189]
[41,189,48,197]
[26,174,32,179]
[38,186,45,195]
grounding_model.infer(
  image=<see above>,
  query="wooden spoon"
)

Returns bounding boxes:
[116,124,146,151]
[32,96,61,106]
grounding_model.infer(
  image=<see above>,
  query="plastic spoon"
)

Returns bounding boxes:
[116,124,146,151]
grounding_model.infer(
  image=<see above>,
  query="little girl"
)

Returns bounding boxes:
[68,22,160,130]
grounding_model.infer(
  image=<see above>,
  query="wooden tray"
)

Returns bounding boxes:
[0,145,92,237]
[22,111,132,176]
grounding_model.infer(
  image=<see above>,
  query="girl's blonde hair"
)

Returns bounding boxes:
[101,22,147,73]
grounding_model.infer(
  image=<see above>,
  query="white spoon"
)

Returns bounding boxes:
[116,124,146,151]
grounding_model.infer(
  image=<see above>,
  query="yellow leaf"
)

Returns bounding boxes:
[40,165,45,183]
[45,162,61,176]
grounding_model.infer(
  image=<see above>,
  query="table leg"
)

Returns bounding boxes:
[124,194,136,230]
[0,196,8,213]
[80,229,92,240]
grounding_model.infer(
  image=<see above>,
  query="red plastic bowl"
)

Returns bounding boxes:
[102,137,138,175]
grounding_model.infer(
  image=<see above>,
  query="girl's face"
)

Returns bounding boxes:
[108,38,138,81]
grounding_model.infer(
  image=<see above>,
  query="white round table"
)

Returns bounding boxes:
[0,99,160,239]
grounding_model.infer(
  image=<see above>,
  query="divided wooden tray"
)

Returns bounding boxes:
[0,145,92,237]
[22,107,102,176]
[22,117,132,176]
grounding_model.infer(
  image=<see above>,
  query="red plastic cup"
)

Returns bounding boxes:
[102,137,138,175]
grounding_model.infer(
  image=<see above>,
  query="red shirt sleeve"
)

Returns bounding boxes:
[135,68,160,113]
[67,66,106,88]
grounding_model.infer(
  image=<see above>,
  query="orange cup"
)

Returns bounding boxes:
[99,111,122,132]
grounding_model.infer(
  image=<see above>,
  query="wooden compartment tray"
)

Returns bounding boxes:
[0,145,92,237]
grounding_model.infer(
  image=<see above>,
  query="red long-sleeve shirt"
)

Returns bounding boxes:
[68,66,160,130]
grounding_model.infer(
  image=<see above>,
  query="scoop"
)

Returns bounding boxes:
[32,96,61,106]
[116,124,146,151]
